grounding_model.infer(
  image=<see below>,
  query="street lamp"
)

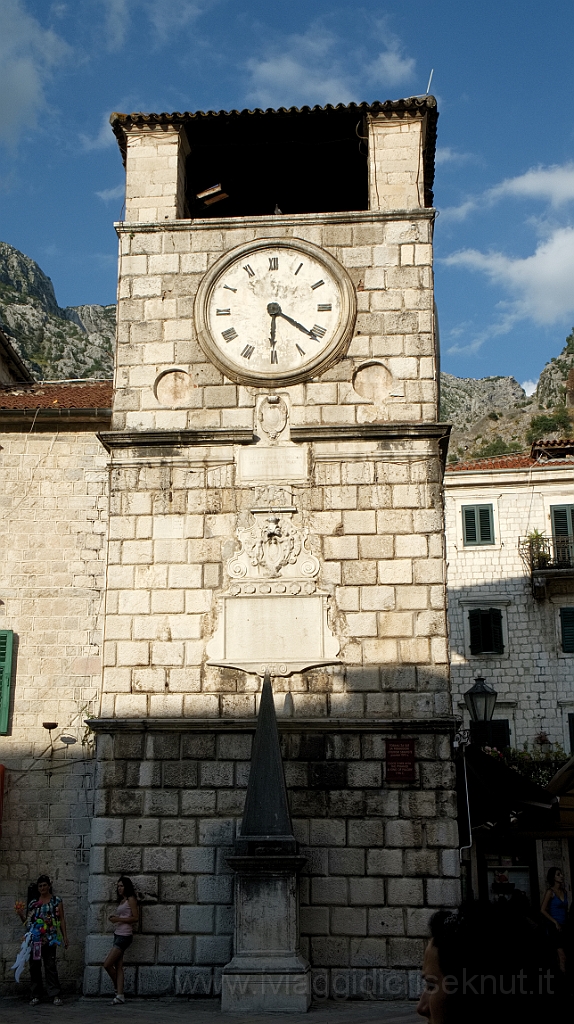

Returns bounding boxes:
[464,677,498,723]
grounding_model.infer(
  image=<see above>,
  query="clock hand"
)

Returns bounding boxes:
[269,313,277,348]
[267,302,316,339]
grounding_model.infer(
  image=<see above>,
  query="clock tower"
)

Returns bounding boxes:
[85,98,459,1001]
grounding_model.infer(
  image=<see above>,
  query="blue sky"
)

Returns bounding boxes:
[1,0,574,389]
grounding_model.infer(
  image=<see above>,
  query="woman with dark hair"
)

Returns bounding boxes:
[103,876,139,1005]
[14,874,68,1006]
[541,866,568,972]
[416,902,559,1023]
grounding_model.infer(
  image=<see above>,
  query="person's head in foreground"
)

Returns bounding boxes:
[417,901,560,1023]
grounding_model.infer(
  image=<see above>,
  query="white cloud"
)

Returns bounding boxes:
[80,111,115,150]
[488,163,574,207]
[444,226,574,327]
[441,161,574,221]
[0,0,70,145]
[100,0,209,51]
[101,0,130,51]
[246,22,415,110]
[367,47,415,88]
[96,183,124,202]
[521,379,538,396]
[435,147,473,167]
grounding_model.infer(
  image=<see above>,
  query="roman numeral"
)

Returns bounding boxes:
[311,324,327,338]
[270,349,278,364]
[243,264,255,277]
[241,345,254,360]
[296,344,305,356]
[294,262,303,276]
[223,284,237,292]
[216,308,231,315]
[317,303,332,311]
[269,257,278,270]
[311,279,324,290]
[221,327,238,342]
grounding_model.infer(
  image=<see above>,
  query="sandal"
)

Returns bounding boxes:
[29,998,40,1006]
[53,997,63,1006]
[111,996,125,1005]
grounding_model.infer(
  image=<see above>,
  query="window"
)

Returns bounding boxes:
[470,719,510,749]
[0,630,13,735]
[551,504,574,537]
[462,504,494,546]
[468,608,504,655]
[560,608,574,653]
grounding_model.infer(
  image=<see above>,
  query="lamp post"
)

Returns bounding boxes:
[463,676,498,725]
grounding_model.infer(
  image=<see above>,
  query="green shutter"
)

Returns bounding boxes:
[0,630,13,735]
[551,506,573,537]
[489,609,504,654]
[468,609,504,655]
[468,609,483,654]
[463,505,494,546]
[463,507,478,544]
[478,506,494,543]
[560,608,574,653]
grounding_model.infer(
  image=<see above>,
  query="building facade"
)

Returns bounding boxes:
[444,447,574,909]
[1,96,461,999]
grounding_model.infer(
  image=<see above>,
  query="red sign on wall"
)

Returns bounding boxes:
[385,740,416,782]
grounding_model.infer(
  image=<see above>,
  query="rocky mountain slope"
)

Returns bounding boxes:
[441,330,574,461]
[0,242,114,380]
[1,241,572,459]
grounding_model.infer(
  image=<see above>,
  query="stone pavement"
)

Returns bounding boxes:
[0,997,420,1024]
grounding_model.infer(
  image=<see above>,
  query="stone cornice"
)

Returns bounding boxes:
[87,716,458,734]
[0,408,112,431]
[97,428,254,451]
[114,208,436,234]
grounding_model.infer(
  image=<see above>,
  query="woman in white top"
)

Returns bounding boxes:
[103,876,139,1005]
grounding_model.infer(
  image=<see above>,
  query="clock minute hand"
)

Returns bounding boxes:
[278,310,315,338]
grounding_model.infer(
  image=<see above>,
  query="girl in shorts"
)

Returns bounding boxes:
[103,876,138,1005]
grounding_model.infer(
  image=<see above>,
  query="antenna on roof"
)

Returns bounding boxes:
[425,69,434,95]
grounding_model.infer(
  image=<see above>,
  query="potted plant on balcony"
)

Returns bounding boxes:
[527,529,550,569]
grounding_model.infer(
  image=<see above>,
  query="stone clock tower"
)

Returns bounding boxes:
[85,97,459,1000]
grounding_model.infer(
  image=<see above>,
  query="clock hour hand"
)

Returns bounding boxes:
[267,302,315,338]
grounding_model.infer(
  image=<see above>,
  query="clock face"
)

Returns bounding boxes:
[194,238,356,385]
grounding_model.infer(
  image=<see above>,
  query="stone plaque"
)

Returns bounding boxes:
[207,592,339,675]
[236,445,308,485]
[385,739,416,782]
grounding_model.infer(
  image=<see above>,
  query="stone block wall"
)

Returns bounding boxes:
[84,724,457,999]
[99,438,450,718]
[112,211,437,430]
[0,431,108,993]
[445,466,574,748]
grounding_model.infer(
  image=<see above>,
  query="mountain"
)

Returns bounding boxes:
[0,242,114,380]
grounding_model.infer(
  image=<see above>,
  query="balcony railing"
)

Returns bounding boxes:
[519,535,574,596]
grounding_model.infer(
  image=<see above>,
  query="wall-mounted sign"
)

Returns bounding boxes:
[385,739,416,782]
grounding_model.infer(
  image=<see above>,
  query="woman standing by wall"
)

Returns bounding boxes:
[541,866,569,973]
[102,876,139,1005]
[14,874,69,1005]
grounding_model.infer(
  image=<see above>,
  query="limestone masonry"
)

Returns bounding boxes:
[1,98,460,999]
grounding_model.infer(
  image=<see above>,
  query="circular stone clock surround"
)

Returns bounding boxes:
[193,237,357,387]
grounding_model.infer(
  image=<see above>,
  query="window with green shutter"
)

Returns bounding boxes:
[560,608,574,653]
[551,505,574,537]
[0,630,14,735]
[462,504,495,546]
[468,608,504,655]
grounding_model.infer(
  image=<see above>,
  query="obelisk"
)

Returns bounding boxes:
[221,673,310,1011]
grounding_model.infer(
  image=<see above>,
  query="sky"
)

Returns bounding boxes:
[1,1,574,390]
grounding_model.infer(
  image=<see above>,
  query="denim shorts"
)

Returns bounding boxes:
[113,934,133,952]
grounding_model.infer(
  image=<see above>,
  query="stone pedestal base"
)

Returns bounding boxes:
[221,956,311,1012]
